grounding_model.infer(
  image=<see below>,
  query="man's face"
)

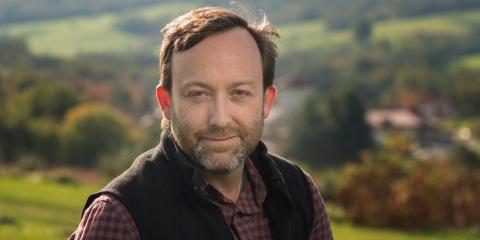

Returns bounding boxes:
[160,27,276,174]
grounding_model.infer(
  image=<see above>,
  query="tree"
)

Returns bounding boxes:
[28,84,81,120]
[287,89,373,166]
[0,83,81,164]
[354,20,372,43]
[60,104,131,167]
[0,37,31,68]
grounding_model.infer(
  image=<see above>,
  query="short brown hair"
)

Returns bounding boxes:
[159,7,279,91]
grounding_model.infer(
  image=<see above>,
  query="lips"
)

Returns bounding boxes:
[202,136,236,143]
[202,136,237,141]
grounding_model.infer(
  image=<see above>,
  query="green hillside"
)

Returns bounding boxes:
[278,9,480,56]
[1,4,479,58]
[0,2,198,57]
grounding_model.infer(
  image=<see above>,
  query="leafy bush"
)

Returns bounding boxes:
[60,104,131,167]
[333,149,412,227]
[334,147,480,229]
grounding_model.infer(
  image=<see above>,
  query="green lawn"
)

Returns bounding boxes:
[0,173,100,240]
[331,222,480,240]
[1,173,479,240]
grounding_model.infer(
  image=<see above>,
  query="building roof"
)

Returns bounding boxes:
[366,108,423,129]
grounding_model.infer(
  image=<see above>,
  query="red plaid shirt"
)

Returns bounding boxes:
[70,159,333,240]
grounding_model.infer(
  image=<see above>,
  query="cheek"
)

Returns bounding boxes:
[173,102,208,130]
[234,102,264,127]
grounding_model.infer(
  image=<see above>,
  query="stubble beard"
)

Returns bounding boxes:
[170,106,264,175]
[192,136,247,175]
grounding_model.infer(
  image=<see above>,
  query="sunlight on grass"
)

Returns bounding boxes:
[331,221,480,240]
[0,175,100,240]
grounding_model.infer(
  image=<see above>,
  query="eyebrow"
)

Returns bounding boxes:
[181,80,257,90]
[181,81,213,90]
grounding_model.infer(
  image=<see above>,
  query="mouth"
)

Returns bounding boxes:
[202,136,237,142]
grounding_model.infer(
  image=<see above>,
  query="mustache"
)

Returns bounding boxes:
[196,126,241,139]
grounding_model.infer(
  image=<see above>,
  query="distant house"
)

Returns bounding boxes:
[366,108,424,130]
[412,97,455,128]
[366,108,453,160]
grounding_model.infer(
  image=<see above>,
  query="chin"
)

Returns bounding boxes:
[196,151,246,174]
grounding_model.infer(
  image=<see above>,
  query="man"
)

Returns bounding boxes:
[70,7,333,240]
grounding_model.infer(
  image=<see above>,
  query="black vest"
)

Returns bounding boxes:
[83,131,314,240]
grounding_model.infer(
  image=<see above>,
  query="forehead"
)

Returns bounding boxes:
[171,27,263,89]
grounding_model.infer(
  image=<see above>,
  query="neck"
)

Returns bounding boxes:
[200,164,245,203]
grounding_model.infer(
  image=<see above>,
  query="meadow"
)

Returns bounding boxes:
[1,172,479,240]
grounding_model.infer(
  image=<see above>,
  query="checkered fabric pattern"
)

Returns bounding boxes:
[70,159,333,240]
[305,171,334,240]
[69,194,140,240]
[201,158,271,240]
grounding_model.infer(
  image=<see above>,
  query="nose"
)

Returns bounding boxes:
[208,97,231,128]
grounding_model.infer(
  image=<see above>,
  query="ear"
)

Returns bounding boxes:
[263,85,277,119]
[156,85,172,120]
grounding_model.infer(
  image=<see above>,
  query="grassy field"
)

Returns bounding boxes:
[1,3,479,58]
[1,172,479,240]
[0,172,101,240]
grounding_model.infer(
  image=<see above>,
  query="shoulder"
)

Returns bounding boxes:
[268,154,333,239]
[102,145,165,196]
[268,153,309,181]
[302,173,334,240]
[268,153,325,207]
[266,153,313,203]
[71,194,140,240]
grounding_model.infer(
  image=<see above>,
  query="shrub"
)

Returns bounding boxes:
[333,149,480,229]
[60,104,131,167]
[333,150,412,226]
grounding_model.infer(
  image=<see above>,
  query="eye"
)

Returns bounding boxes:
[232,89,251,97]
[188,90,208,97]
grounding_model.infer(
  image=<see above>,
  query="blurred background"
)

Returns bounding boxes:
[1,0,480,239]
